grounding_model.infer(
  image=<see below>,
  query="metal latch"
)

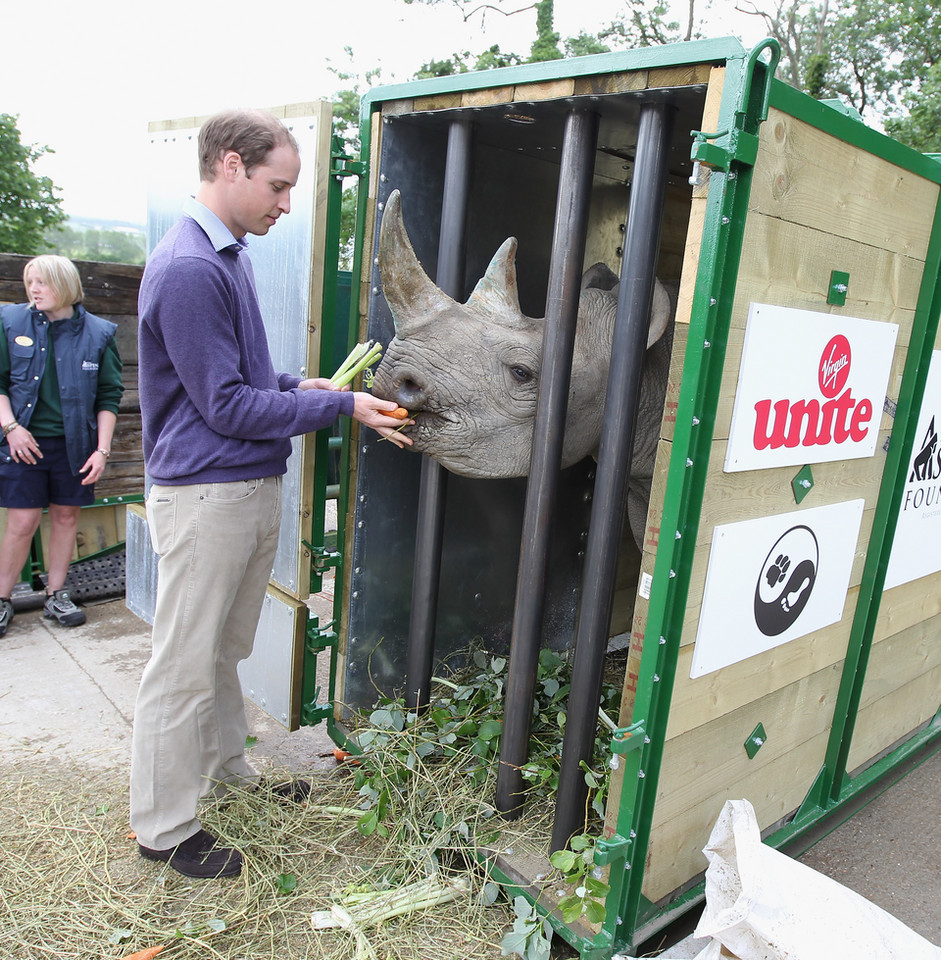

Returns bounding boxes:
[611,720,647,755]
[306,543,341,575]
[689,38,781,180]
[593,833,632,866]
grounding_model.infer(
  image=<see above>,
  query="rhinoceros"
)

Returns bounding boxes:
[371,189,674,549]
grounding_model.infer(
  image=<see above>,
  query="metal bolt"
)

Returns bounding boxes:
[692,416,700,425]
[704,339,711,348]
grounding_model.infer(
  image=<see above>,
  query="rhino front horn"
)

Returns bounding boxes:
[379,190,456,333]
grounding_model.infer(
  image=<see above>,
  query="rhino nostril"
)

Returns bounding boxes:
[396,377,426,409]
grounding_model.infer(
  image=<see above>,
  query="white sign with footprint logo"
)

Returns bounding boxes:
[690,500,865,678]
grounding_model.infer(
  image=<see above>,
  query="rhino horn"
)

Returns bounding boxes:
[467,237,540,331]
[379,189,457,333]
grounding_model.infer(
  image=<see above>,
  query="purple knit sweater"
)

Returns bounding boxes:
[138,215,354,485]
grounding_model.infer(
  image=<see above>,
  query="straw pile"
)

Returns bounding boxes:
[0,760,531,960]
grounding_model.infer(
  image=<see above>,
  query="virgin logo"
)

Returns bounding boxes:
[819,335,851,398]
[752,334,872,451]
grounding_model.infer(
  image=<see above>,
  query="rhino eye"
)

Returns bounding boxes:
[509,364,534,384]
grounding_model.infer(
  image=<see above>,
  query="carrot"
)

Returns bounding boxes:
[120,946,164,960]
[388,407,410,420]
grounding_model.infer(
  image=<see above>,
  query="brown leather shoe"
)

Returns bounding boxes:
[138,828,242,878]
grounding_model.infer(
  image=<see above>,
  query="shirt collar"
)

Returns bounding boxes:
[182,196,248,253]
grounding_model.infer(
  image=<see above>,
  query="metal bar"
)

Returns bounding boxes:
[404,117,473,711]
[552,100,675,851]
[495,106,600,815]
[612,53,776,949]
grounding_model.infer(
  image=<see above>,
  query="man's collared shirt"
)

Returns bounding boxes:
[182,196,247,254]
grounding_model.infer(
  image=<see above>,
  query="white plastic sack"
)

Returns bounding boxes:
[691,798,941,960]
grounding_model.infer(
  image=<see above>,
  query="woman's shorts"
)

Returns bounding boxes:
[0,435,95,509]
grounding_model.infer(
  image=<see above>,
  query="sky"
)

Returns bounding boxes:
[4,0,764,226]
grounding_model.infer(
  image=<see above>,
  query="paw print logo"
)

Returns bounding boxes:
[765,554,790,589]
[755,526,818,638]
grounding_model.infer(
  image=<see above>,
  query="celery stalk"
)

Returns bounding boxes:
[331,341,383,388]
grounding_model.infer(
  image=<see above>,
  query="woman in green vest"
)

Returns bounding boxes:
[0,255,123,636]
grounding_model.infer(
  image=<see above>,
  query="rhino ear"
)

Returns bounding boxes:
[379,189,456,333]
[466,237,541,330]
[647,278,671,349]
[581,262,619,292]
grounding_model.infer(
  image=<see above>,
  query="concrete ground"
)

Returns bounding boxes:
[0,586,939,956]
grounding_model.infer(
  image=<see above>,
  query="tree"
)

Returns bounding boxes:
[0,114,67,255]
[529,0,562,62]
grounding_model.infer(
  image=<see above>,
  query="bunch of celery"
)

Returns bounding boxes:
[331,340,383,388]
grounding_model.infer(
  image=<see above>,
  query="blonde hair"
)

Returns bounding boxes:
[23,256,84,311]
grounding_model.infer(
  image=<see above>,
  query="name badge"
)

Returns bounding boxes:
[14,336,33,347]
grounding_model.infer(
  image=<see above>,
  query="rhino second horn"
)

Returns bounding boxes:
[466,237,539,332]
[378,189,457,334]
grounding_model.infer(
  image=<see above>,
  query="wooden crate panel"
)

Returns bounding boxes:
[693,436,889,539]
[751,108,939,260]
[860,614,941,711]
[666,616,853,741]
[643,724,831,902]
[875,571,941,642]
[731,215,923,338]
[848,661,941,773]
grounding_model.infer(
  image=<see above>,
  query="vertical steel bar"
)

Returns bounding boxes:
[404,118,473,711]
[552,100,675,851]
[495,107,600,814]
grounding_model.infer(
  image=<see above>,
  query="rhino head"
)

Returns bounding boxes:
[372,189,673,490]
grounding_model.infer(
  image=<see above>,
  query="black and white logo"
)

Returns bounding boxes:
[754,525,818,636]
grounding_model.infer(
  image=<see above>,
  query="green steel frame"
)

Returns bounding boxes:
[607,56,941,959]
[301,133,366,734]
[310,37,941,959]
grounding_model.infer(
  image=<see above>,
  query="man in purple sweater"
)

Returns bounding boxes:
[130,109,409,879]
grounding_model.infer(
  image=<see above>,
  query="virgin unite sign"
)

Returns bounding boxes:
[725,304,899,473]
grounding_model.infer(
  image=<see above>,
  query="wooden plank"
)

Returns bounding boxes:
[876,571,941,641]
[642,728,830,902]
[859,613,941,712]
[646,432,887,555]
[848,661,941,773]
[462,86,517,107]
[411,93,464,112]
[575,71,649,96]
[730,213,923,335]
[648,63,713,88]
[513,78,575,102]
[750,107,939,260]
[665,615,853,740]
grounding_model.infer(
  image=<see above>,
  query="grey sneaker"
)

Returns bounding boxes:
[43,590,86,627]
[0,599,13,637]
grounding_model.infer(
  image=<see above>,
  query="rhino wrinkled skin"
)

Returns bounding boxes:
[371,189,674,548]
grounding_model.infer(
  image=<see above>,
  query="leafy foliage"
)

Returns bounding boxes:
[346,646,622,954]
[0,114,66,255]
